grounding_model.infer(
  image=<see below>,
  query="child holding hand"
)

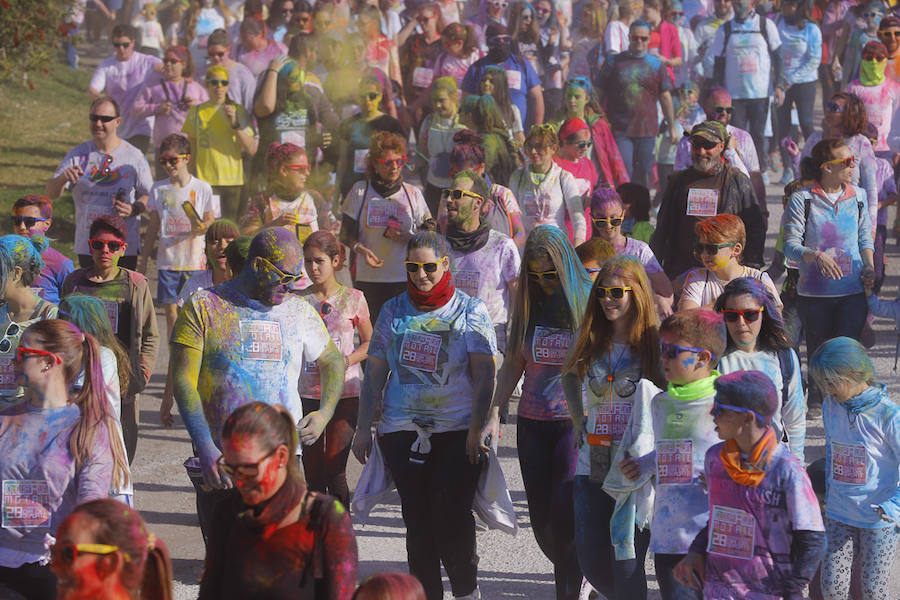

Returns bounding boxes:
[673,371,825,599]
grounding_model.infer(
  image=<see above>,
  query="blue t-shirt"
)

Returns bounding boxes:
[33,246,74,305]
[461,54,542,126]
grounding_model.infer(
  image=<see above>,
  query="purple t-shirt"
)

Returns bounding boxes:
[703,442,824,599]
[89,52,162,139]
[448,230,520,325]
[235,40,288,78]
[597,51,673,138]
[33,246,75,305]
[131,77,209,148]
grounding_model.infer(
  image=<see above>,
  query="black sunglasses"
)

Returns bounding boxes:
[693,241,736,256]
[713,105,734,115]
[112,41,132,48]
[206,79,229,87]
[721,307,764,323]
[11,216,49,228]
[89,114,117,123]
[361,92,380,101]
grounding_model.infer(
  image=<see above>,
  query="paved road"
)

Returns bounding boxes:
[129,183,900,600]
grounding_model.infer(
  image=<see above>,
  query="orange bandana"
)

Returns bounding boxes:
[720,427,778,488]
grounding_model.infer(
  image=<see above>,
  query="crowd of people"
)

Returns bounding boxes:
[5,0,900,598]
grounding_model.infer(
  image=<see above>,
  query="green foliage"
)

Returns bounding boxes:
[0,0,74,86]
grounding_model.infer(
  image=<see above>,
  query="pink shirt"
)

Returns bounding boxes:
[234,40,288,78]
[132,78,209,148]
[649,21,683,84]
[846,78,900,152]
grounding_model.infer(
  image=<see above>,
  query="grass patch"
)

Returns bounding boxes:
[0,63,93,258]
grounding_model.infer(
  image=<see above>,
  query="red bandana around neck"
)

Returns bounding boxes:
[407,270,455,311]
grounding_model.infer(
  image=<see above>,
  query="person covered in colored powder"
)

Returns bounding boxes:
[170,227,344,544]
[673,371,825,599]
[200,402,358,599]
[9,195,74,305]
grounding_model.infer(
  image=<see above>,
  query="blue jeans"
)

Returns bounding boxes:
[518,417,582,600]
[613,134,656,188]
[573,475,651,599]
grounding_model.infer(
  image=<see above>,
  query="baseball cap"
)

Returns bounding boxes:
[690,120,728,144]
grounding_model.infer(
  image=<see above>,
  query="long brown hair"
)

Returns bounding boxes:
[564,256,662,384]
[25,320,129,490]
[67,499,173,600]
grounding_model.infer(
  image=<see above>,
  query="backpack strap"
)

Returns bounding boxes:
[775,348,794,443]
[800,196,811,247]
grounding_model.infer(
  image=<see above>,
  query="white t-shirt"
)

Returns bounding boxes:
[89,52,162,139]
[510,163,586,239]
[622,237,663,274]
[342,180,431,283]
[148,176,215,271]
[680,266,781,309]
[54,140,154,256]
[704,13,781,100]
[604,21,629,55]
[448,230,520,325]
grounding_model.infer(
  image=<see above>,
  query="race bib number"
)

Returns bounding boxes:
[656,439,693,484]
[102,300,119,334]
[686,188,719,217]
[354,149,369,174]
[399,331,442,372]
[2,480,51,529]
[239,320,284,361]
[831,441,867,485]
[592,402,632,443]
[523,193,551,221]
[823,247,852,278]
[737,54,758,74]
[506,69,522,90]
[454,270,480,297]
[532,326,571,365]
[164,212,192,236]
[0,353,15,393]
[197,34,209,48]
[708,505,756,560]
[365,199,397,228]
[412,66,434,88]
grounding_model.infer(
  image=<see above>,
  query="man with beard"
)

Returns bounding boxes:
[461,23,544,126]
[171,227,344,544]
[879,16,900,84]
[651,120,765,278]
[674,87,767,222]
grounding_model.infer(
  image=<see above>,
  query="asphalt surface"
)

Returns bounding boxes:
[127,184,900,600]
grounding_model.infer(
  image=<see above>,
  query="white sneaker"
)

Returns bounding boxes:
[579,577,595,600]
[455,587,481,599]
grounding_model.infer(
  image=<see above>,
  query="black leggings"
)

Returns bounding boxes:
[301,397,359,507]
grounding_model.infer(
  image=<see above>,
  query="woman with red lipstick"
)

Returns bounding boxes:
[52,498,173,600]
[200,401,358,600]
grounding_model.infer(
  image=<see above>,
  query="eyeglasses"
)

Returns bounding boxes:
[11,216,49,228]
[721,307,764,323]
[52,542,121,566]
[690,137,721,150]
[442,188,483,202]
[17,346,63,365]
[217,446,280,479]
[207,79,229,87]
[375,157,408,168]
[826,101,845,113]
[592,216,623,227]
[89,114,117,123]
[822,156,856,168]
[660,342,713,361]
[535,7,551,14]
[207,51,226,58]
[596,286,631,299]
[257,256,303,285]
[405,257,447,273]
[158,154,189,167]
[568,139,593,150]
[361,92,380,101]
[713,105,734,114]
[880,30,900,38]
[693,241,736,256]
[711,401,765,424]
[284,163,310,172]
[163,58,183,65]
[89,239,125,252]
[631,35,650,42]
[112,41,132,48]
[525,145,550,154]
[490,1,508,7]
[862,54,887,62]
[863,11,880,17]
[522,12,533,19]
[0,323,20,353]
[320,302,333,317]
[527,269,559,281]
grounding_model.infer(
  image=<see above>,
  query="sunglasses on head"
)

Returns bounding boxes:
[405,257,446,273]
[863,54,887,62]
[158,154,189,167]
[527,269,559,281]
[721,307,764,323]
[826,101,845,113]
[207,51,226,58]
[375,157,408,168]
[710,401,765,423]
[693,241,736,256]
[567,77,591,89]
[206,79,229,87]
[660,342,712,360]
[11,216,48,228]
[257,256,303,285]
[17,346,63,365]
[89,239,125,252]
[112,41,132,48]
[163,58,183,65]
[52,542,121,566]
[596,286,631,299]
[822,156,856,168]
[592,216,623,227]
[713,105,734,114]
[442,188,483,202]
[89,114,117,123]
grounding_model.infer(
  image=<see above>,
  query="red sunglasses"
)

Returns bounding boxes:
[17,346,62,364]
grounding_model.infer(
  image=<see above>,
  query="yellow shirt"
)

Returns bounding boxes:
[182,102,255,187]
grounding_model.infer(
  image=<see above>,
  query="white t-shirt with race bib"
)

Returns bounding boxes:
[148,176,215,271]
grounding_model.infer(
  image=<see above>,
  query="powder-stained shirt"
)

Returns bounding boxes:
[702,13,782,99]
[89,51,162,139]
[182,102,256,187]
[148,176,215,271]
[596,51,673,138]
[509,163,586,240]
[518,322,575,421]
[342,180,431,283]
[680,267,781,308]
[846,78,900,153]
[131,77,210,148]
[369,290,496,434]
[298,286,370,399]
[53,140,153,256]
[0,403,113,568]
[702,443,824,599]
[63,268,135,355]
[171,281,331,448]
[33,247,75,306]
[448,230,520,325]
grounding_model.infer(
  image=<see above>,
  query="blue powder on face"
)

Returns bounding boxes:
[681,356,695,369]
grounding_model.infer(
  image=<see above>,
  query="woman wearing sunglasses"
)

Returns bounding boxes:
[0,319,128,599]
[789,92,878,233]
[52,499,173,600]
[715,277,806,460]
[201,401,357,599]
[783,138,875,408]
[485,225,593,600]
[561,256,664,599]
[0,234,59,405]
[340,131,430,323]
[353,229,496,600]
[554,117,598,199]
[679,214,781,312]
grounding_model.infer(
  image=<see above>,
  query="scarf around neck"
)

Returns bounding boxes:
[237,469,306,537]
[446,220,492,253]
[372,176,403,198]
[666,371,720,402]
[720,426,778,487]
[407,270,455,311]
[840,383,883,414]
